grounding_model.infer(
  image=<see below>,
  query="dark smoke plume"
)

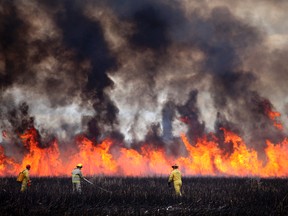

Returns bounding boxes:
[0,0,287,159]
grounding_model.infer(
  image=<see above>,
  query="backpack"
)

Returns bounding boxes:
[16,170,25,182]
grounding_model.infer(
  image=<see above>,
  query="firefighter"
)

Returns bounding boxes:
[20,164,31,192]
[72,163,84,193]
[168,164,182,196]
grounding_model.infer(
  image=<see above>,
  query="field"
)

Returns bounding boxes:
[1,176,288,215]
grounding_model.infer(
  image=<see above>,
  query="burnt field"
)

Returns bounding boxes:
[1,177,288,215]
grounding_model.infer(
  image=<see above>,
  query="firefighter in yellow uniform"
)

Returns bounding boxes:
[168,164,182,196]
[72,163,83,193]
[21,164,31,192]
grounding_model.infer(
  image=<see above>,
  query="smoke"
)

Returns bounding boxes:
[0,0,287,158]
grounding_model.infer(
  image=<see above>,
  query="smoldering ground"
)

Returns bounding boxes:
[1,176,288,215]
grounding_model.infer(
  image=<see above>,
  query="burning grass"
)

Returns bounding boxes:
[1,176,288,215]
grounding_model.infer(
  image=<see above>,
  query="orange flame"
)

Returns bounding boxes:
[19,128,64,176]
[264,101,283,130]
[1,122,288,177]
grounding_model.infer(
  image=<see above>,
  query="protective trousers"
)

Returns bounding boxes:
[21,179,28,192]
[173,180,182,196]
[73,182,81,193]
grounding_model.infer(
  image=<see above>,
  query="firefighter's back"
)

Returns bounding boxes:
[72,168,81,183]
[171,169,182,182]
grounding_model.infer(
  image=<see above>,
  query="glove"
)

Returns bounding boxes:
[167,182,171,187]
[27,180,31,187]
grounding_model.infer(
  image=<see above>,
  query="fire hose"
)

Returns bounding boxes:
[83,178,112,194]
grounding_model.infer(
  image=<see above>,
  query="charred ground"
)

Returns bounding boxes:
[1,177,288,215]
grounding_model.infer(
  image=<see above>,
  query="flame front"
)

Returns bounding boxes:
[1,124,288,177]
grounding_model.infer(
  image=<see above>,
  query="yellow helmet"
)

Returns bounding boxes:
[77,163,83,168]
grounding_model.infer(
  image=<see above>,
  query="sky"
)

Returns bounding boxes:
[0,0,287,154]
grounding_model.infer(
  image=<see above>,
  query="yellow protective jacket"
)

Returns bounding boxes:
[168,168,182,183]
[20,169,30,192]
[22,169,30,183]
[72,168,83,183]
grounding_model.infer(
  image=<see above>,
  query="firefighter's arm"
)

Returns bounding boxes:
[77,171,84,179]
[24,170,31,186]
[168,172,174,183]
